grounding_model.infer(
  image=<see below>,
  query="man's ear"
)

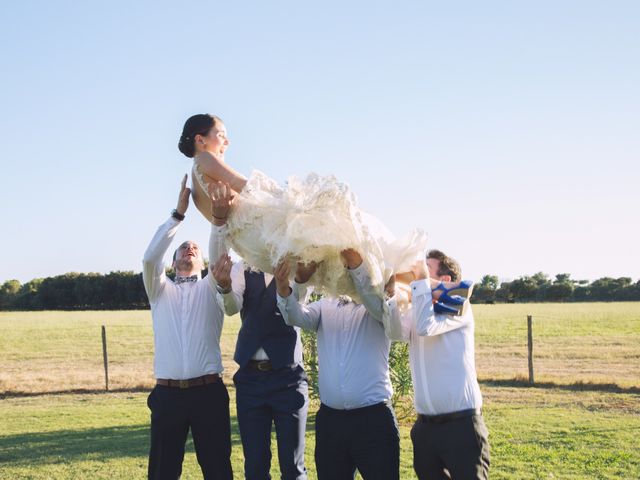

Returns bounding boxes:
[441,275,452,283]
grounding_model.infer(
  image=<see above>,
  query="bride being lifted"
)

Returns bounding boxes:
[178,113,472,308]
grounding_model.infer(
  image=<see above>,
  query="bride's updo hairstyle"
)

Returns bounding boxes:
[178,113,222,158]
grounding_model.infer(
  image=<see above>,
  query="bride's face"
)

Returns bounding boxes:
[201,122,229,155]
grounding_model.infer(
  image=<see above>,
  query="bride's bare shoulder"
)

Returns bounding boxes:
[193,151,247,192]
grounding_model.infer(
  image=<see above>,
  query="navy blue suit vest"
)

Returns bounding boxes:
[234,270,299,369]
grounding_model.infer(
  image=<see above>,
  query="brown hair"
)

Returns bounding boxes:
[427,249,461,282]
[178,114,222,158]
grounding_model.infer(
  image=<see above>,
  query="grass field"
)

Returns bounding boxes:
[1,303,639,479]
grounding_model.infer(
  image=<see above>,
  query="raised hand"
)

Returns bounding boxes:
[294,261,318,284]
[384,274,396,299]
[176,174,191,216]
[208,181,235,226]
[274,257,293,297]
[340,248,363,269]
[212,253,233,292]
[410,257,429,281]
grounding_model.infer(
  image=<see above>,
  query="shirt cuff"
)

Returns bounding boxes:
[277,292,293,307]
[411,279,433,303]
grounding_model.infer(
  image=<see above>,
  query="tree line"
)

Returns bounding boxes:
[1,270,639,310]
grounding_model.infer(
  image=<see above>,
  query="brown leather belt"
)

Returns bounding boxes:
[247,360,273,372]
[156,374,221,389]
[418,408,481,424]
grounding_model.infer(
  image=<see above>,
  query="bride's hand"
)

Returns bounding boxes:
[208,181,235,225]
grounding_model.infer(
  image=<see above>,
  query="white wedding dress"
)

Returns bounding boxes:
[192,168,427,302]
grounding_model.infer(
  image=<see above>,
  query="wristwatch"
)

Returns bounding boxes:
[171,209,185,221]
[215,283,232,295]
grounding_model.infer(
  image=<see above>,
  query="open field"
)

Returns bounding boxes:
[1,303,639,478]
[1,303,639,394]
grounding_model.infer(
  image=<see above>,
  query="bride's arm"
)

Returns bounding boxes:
[194,151,248,193]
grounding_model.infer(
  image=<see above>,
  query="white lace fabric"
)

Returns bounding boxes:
[193,168,427,302]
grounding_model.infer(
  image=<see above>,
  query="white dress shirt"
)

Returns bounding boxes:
[277,263,393,410]
[387,280,483,415]
[142,217,224,380]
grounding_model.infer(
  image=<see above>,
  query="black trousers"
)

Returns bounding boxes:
[411,412,490,480]
[315,402,400,480]
[147,381,233,480]
[234,364,308,480]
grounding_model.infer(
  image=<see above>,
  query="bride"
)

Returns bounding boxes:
[178,113,471,306]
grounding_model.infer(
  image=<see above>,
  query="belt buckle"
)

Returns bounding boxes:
[179,380,189,389]
[257,362,270,372]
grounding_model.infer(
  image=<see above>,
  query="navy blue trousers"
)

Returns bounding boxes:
[314,402,400,480]
[147,381,233,480]
[234,364,308,480]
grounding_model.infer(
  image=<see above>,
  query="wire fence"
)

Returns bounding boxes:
[1,305,639,398]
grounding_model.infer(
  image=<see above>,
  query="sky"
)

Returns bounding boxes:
[1,1,638,284]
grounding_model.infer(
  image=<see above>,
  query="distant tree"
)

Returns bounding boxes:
[474,275,499,303]
[543,273,575,301]
[495,281,514,303]
[14,278,44,309]
[509,276,538,302]
[0,279,21,309]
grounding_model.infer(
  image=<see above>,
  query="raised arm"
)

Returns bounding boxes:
[410,257,470,336]
[275,258,321,332]
[194,151,247,193]
[142,175,190,302]
[342,249,385,321]
[207,182,232,292]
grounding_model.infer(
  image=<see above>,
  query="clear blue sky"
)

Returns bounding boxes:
[1,1,638,284]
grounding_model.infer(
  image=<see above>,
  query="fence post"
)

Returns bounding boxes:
[101,325,109,391]
[527,315,534,384]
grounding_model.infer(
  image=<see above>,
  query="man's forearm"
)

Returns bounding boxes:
[143,217,180,265]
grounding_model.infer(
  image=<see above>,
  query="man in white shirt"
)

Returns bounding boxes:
[274,250,400,480]
[142,175,232,480]
[388,250,490,480]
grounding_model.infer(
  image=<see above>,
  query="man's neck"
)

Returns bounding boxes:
[176,269,200,278]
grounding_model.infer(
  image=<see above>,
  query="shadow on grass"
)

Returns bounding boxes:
[481,378,640,394]
[0,387,151,399]
[0,421,243,466]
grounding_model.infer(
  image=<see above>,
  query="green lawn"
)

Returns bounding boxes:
[1,304,639,479]
[1,386,638,479]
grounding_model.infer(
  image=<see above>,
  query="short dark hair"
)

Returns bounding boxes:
[427,249,461,282]
[178,113,222,158]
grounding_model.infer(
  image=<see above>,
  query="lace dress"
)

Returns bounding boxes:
[192,167,427,302]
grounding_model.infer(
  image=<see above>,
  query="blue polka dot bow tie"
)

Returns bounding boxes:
[175,275,199,284]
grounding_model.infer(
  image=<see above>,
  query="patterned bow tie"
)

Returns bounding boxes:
[337,295,353,307]
[175,275,199,284]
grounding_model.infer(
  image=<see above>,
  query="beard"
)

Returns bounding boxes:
[175,257,198,273]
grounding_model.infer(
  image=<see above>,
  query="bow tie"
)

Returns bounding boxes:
[175,275,199,284]
[337,295,353,307]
